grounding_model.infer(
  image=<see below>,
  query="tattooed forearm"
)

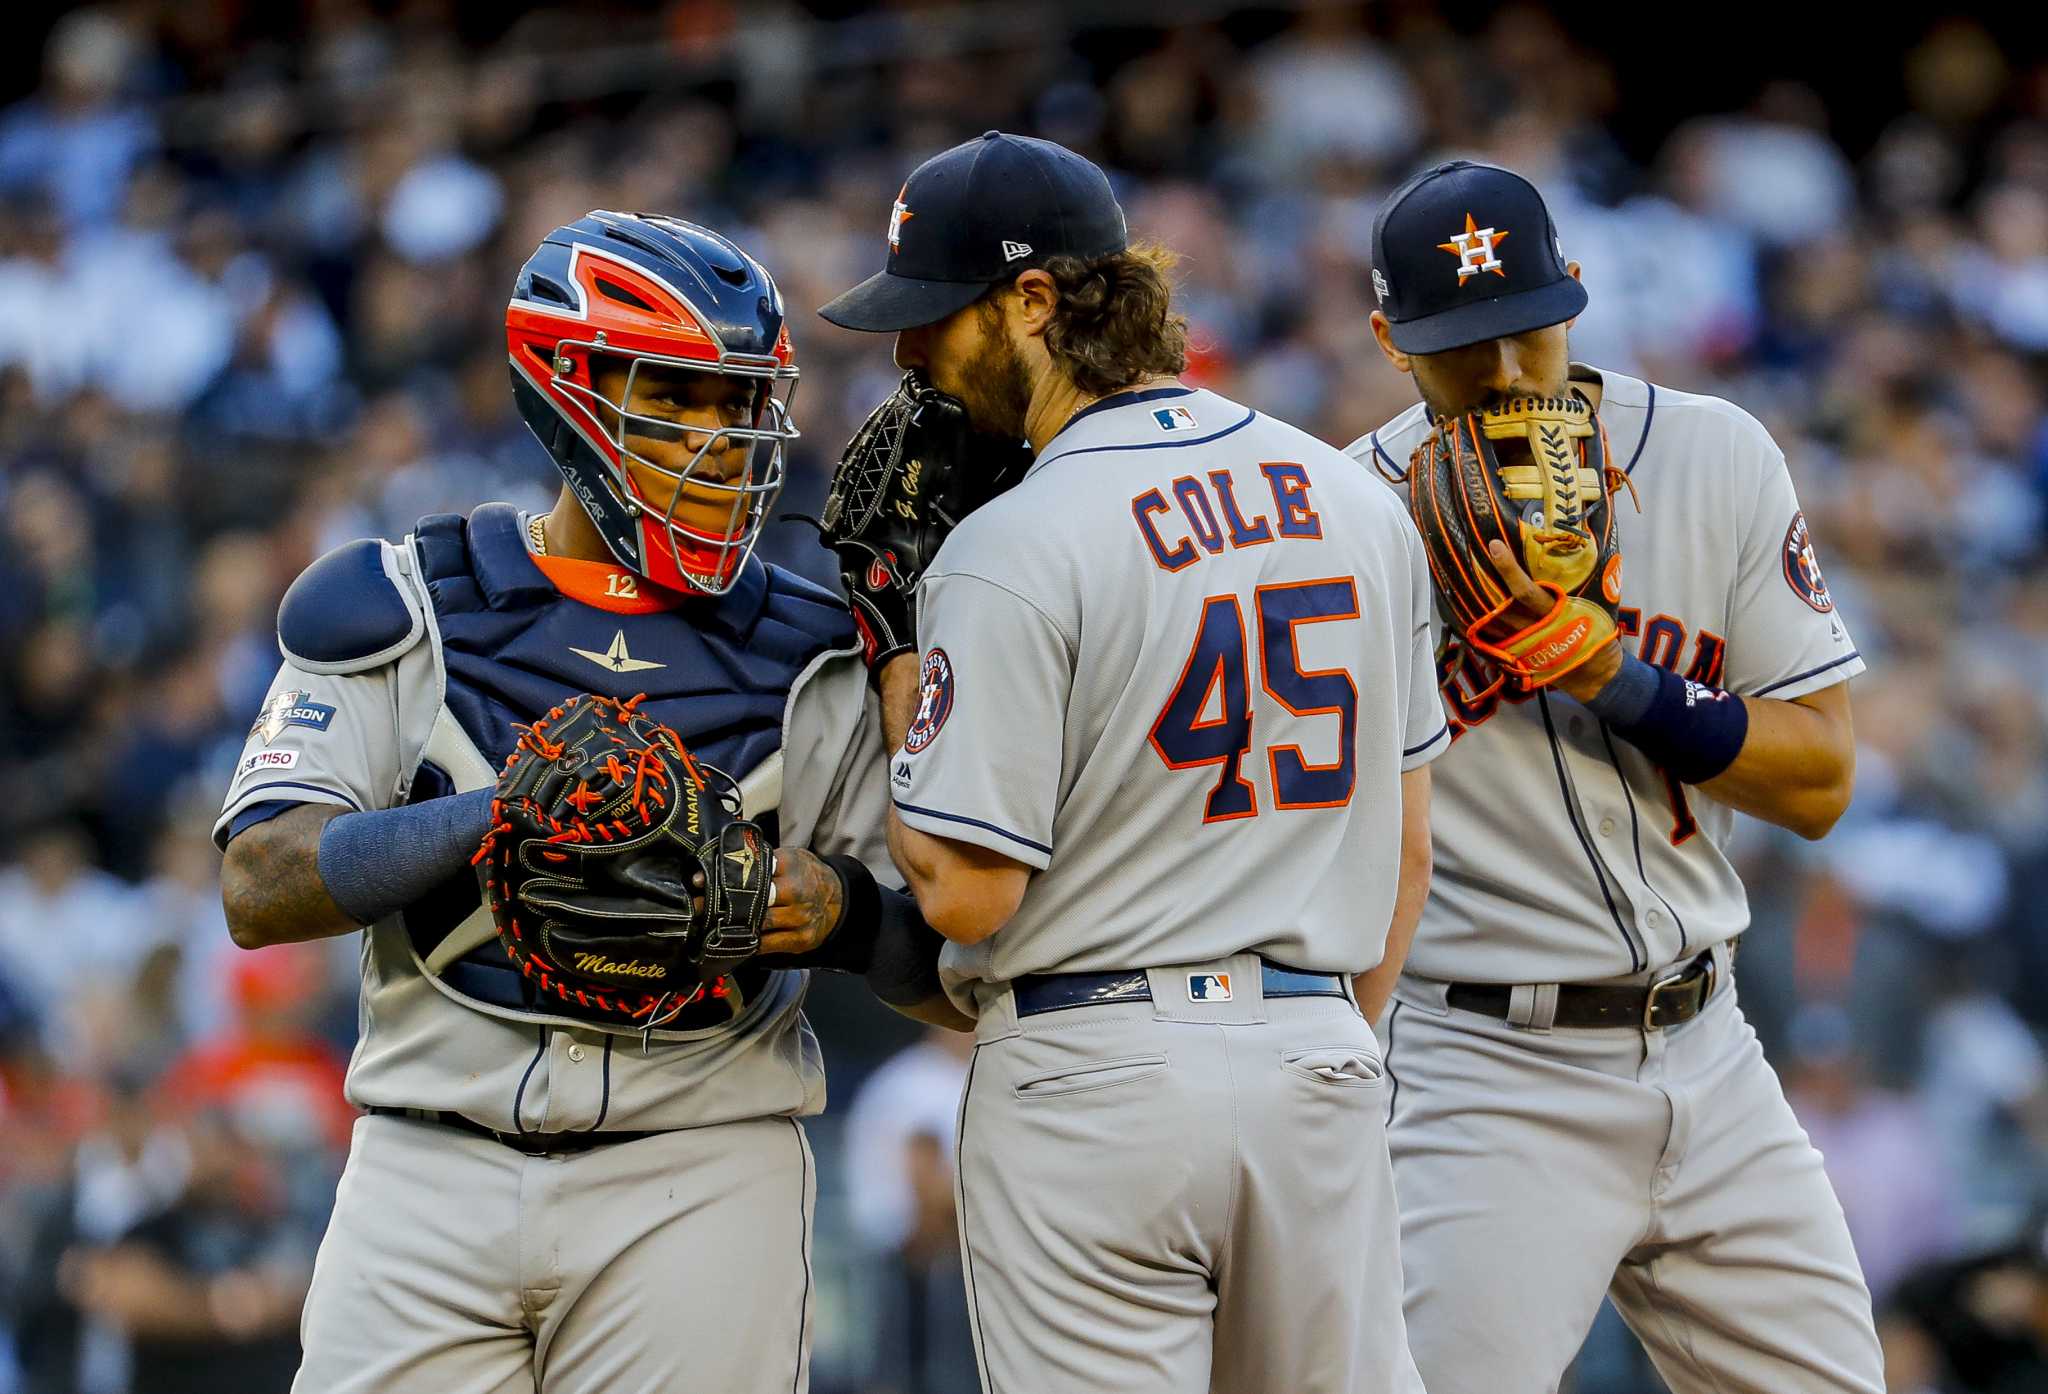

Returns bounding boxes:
[221,804,361,948]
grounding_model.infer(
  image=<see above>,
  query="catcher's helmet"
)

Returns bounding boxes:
[506,212,798,594]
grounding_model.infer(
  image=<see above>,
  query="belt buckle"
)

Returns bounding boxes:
[1642,966,1703,1031]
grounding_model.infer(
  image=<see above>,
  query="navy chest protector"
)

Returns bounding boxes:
[405,503,853,1025]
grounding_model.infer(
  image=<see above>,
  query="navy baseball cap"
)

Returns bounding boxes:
[819,131,1129,333]
[1370,160,1588,355]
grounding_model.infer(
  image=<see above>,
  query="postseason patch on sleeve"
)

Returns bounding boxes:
[1781,512,1834,613]
[251,687,337,745]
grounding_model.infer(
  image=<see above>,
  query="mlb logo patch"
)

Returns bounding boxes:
[1154,406,1197,433]
[1187,972,1232,1002]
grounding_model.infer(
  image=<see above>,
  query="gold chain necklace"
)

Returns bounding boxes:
[527,514,548,556]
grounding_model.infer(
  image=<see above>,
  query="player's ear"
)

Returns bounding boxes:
[1368,311,1411,375]
[1009,269,1059,339]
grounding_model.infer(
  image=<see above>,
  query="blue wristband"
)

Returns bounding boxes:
[1591,655,1749,785]
[1581,652,1660,727]
[316,788,496,925]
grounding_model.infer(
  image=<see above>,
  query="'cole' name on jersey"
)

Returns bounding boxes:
[1132,462,1323,570]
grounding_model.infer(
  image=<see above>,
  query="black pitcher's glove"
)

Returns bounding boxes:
[474,693,772,1030]
[815,372,1032,674]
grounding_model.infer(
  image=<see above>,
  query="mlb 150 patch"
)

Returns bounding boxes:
[252,688,337,745]
[240,748,301,776]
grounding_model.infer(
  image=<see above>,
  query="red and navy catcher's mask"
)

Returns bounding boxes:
[507,212,799,595]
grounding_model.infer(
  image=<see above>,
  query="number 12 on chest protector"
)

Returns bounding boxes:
[1149,577,1359,822]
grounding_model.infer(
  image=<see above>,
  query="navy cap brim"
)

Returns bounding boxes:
[1384,275,1588,355]
[818,269,991,333]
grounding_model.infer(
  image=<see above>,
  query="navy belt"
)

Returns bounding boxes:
[1012,962,1347,1017]
[369,1107,660,1156]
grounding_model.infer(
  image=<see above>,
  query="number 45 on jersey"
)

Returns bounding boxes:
[1150,578,1358,821]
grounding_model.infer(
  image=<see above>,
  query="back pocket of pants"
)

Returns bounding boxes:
[1281,1045,1384,1088]
[1013,1053,1170,1099]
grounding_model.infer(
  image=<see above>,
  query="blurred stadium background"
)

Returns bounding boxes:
[0,3,2044,1391]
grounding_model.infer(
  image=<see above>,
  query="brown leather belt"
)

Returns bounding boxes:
[369,1107,660,1156]
[1446,950,1719,1031]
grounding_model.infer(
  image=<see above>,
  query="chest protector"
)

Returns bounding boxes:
[404,503,854,1034]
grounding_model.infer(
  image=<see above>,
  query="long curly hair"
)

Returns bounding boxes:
[1031,241,1190,397]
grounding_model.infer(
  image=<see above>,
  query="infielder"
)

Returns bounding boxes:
[215,213,939,1393]
[821,131,1443,1394]
[1349,160,1883,1393]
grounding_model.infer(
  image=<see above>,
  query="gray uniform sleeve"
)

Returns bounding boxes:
[1722,443,1863,701]
[782,649,902,887]
[211,658,411,848]
[891,570,1071,871]
[1400,522,1452,769]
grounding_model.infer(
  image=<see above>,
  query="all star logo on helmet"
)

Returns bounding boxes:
[1438,213,1510,283]
[888,184,915,254]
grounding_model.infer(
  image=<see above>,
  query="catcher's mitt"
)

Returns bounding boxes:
[1408,394,1636,692]
[814,372,1033,672]
[472,693,772,1030]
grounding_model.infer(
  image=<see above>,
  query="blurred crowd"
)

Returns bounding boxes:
[0,3,2044,1391]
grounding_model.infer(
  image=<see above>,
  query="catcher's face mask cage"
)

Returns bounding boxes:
[507,212,800,595]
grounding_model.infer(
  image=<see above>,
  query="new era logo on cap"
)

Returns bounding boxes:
[1002,239,1033,262]
[1370,160,1588,355]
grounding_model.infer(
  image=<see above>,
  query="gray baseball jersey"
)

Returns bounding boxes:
[1350,364,1883,1394]
[211,530,893,1137]
[1347,364,1863,985]
[900,385,1437,1394]
[893,386,1447,1007]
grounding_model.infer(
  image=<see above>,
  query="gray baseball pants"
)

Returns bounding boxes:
[292,1111,815,1393]
[1378,961,1884,1394]
[956,954,1424,1394]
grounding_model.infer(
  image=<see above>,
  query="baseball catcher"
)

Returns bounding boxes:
[1407,393,1634,693]
[474,692,772,1031]
[813,370,1032,675]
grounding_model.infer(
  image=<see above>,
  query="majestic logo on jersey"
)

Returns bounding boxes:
[569,630,667,674]
[903,647,955,754]
[252,689,335,745]
[888,184,914,254]
[1438,213,1509,283]
[1187,972,1232,1001]
[1781,511,1833,613]
[1154,406,1198,432]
